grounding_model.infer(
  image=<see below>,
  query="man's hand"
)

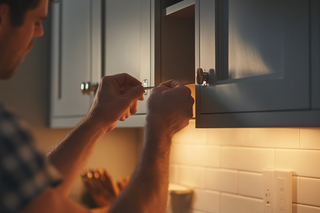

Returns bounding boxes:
[86,73,145,132]
[146,79,194,138]
[108,80,194,213]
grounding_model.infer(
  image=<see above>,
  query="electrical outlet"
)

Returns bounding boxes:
[263,169,275,213]
[263,169,292,213]
[275,170,292,213]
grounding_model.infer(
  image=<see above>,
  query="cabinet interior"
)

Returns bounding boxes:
[155,0,196,118]
[156,0,195,86]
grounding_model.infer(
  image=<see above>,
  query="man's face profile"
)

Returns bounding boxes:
[0,0,48,80]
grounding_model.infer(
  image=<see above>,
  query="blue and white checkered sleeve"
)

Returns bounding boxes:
[0,105,61,213]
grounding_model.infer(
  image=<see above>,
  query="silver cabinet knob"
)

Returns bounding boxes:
[197,68,210,85]
[81,82,98,95]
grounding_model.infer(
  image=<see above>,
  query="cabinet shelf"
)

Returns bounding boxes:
[164,0,195,17]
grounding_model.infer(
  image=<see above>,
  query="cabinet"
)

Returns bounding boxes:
[163,0,320,127]
[195,0,320,127]
[50,0,154,128]
[51,0,320,128]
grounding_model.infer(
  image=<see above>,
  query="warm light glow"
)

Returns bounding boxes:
[185,84,195,119]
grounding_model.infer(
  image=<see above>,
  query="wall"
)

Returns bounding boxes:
[169,120,320,213]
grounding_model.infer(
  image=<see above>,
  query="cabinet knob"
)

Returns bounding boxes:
[81,82,98,95]
[197,68,210,85]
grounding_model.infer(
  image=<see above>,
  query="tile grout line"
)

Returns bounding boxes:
[297,177,300,204]
[236,170,239,196]
[299,127,301,149]
[219,191,222,213]
[274,148,276,170]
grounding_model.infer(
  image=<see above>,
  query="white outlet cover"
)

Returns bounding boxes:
[275,170,292,213]
[263,169,275,213]
[263,169,292,213]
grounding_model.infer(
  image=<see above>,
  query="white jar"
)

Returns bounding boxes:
[166,183,193,213]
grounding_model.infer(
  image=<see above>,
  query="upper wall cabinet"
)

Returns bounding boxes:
[50,0,101,128]
[50,0,154,128]
[103,0,155,127]
[195,0,320,127]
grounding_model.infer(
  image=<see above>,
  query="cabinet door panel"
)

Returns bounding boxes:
[105,0,152,114]
[228,0,283,79]
[198,0,310,114]
[51,0,101,127]
[52,0,91,117]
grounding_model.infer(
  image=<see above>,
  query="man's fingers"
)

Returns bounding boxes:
[151,85,170,94]
[159,79,183,88]
[104,73,142,88]
[130,101,139,115]
[123,85,145,102]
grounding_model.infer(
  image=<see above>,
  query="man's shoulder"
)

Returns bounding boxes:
[0,102,32,143]
[0,102,16,120]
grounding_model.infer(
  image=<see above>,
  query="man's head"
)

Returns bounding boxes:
[0,0,42,27]
[0,0,49,80]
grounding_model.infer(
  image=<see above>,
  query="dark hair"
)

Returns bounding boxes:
[0,0,41,27]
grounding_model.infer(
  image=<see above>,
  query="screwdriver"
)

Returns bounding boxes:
[81,82,194,95]
[143,83,194,90]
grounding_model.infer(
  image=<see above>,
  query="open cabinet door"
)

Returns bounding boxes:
[196,0,311,127]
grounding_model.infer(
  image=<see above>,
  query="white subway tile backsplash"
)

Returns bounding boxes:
[221,193,263,213]
[169,164,179,183]
[239,128,300,148]
[170,144,186,164]
[207,128,299,148]
[202,146,220,168]
[206,169,238,193]
[300,177,320,207]
[172,120,207,145]
[300,128,320,150]
[193,190,220,213]
[170,144,220,167]
[238,172,263,198]
[221,147,274,172]
[207,129,242,146]
[293,204,320,213]
[293,176,299,203]
[179,166,206,189]
[276,149,320,178]
[169,126,320,211]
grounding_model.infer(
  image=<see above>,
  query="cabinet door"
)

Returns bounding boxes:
[104,0,154,117]
[50,0,101,127]
[196,0,311,127]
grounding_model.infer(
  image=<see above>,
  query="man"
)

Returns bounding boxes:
[0,0,194,212]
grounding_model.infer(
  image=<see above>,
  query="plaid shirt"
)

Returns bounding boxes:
[0,103,61,213]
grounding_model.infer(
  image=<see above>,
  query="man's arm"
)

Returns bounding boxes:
[108,80,194,213]
[20,78,192,213]
[47,73,145,196]
[20,188,91,213]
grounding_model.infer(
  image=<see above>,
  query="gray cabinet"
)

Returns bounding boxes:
[50,0,101,128]
[195,0,320,127]
[50,0,154,128]
[104,0,155,127]
[163,0,320,127]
